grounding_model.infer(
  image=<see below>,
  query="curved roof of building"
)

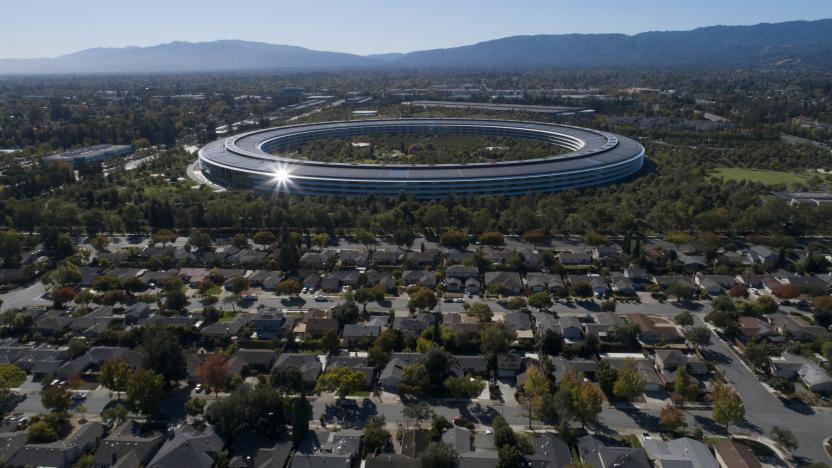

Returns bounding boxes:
[198,118,643,182]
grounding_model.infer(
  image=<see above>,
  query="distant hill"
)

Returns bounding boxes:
[0,40,378,74]
[394,19,832,68]
[1,19,831,74]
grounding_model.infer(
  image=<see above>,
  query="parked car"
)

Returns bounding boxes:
[453,416,467,426]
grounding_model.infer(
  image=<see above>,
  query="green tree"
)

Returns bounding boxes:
[142,327,186,385]
[408,287,438,311]
[417,442,458,468]
[538,329,564,356]
[666,282,696,302]
[528,291,553,309]
[98,358,132,400]
[674,311,694,327]
[522,366,553,424]
[353,287,382,313]
[497,445,524,468]
[685,327,711,348]
[743,339,772,372]
[315,367,365,399]
[27,421,59,443]
[711,383,745,431]
[402,402,434,429]
[272,366,305,395]
[438,228,467,249]
[362,415,391,456]
[126,369,164,417]
[185,397,206,416]
[444,375,485,399]
[321,330,340,355]
[277,279,302,295]
[311,233,330,248]
[479,231,505,245]
[613,358,646,401]
[292,396,311,448]
[595,360,618,396]
[41,385,71,413]
[205,385,288,438]
[673,366,699,406]
[252,231,277,247]
[467,303,493,322]
[187,229,212,251]
[492,415,516,448]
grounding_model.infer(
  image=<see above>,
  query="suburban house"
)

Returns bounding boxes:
[484,271,523,294]
[273,353,322,386]
[402,270,437,289]
[713,441,762,468]
[643,437,718,468]
[626,313,683,344]
[577,435,651,468]
[379,353,424,391]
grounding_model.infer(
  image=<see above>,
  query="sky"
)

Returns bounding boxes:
[2,0,831,58]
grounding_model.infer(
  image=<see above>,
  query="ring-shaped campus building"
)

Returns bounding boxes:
[197,118,644,198]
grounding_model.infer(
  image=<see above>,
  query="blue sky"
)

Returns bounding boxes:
[2,0,831,58]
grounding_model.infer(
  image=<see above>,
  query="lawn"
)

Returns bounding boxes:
[711,167,809,186]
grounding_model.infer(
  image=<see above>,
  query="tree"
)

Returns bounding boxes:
[354,287,382,313]
[402,402,433,429]
[673,366,699,406]
[770,426,798,452]
[685,327,711,348]
[41,385,71,413]
[276,279,302,296]
[253,231,277,247]
[197,354,231,399]
[27,421,59,443]
[711,295,736,313]
[506,297,527,310]
[51,286,75,308]
[595,360,618,396]
[162,275,187,311]
[151,229,176,246]
[479,231,505,245]
[417,442,458,468]
[492,415,516,448]
[711,383,745,431]
[229,276,250,294]
[142,327,186,385]
[423,348,453,391]
[660,404,686,433]
[743,339,772,372]
[332,296,360,325]
[439,229,468,249]
[231,233,249,249]
[362,415,391,456]
[497,445,523,468]
[674,311,694,327]
[98,358,132,400]
[572,282,593,299]
[813,295,832,328]
[444,375,485,399]
[528,291,553,309]
[126,369,164,417]
[206,385,288,438]
[572,379,604,428]
[185,397,206,416]
[321,330,340,355]
[292,396,311,448]
[666,283,696,302]
[480,322,516,369]
[467,303,493,322]
[187,229,212,251]
[607,323,640,346]
[272,366,305,395]
[522,366,553,423]
[315,367,365,399]
[753,295,779,315]
[408,287,438,311]
[613,358,646,401]
[311,233,330,248]
[538,329,564,356]
[522,229,545,244]
[401,363,429,396]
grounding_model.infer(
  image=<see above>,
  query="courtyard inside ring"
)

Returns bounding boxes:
[197,118,645,198]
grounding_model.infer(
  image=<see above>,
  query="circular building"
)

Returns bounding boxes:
[197,118,644,198]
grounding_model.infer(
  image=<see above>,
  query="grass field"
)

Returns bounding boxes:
[711,167,809,186]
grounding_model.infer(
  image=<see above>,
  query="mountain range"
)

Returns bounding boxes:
[1,19,831,74]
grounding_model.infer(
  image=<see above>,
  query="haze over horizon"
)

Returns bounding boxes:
[2,0,832,59]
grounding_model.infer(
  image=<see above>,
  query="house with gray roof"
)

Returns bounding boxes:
[8,422,104,468]
[798,362,832,394]
[643,437,718,468]
[527,433,572,468]
[379,353,423,391]
[577,435,650,468]
[402,270,436,289]
[291,430,361,468]
[92,420,163,468]
[274,353,322,386]
[146,425,223,468]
